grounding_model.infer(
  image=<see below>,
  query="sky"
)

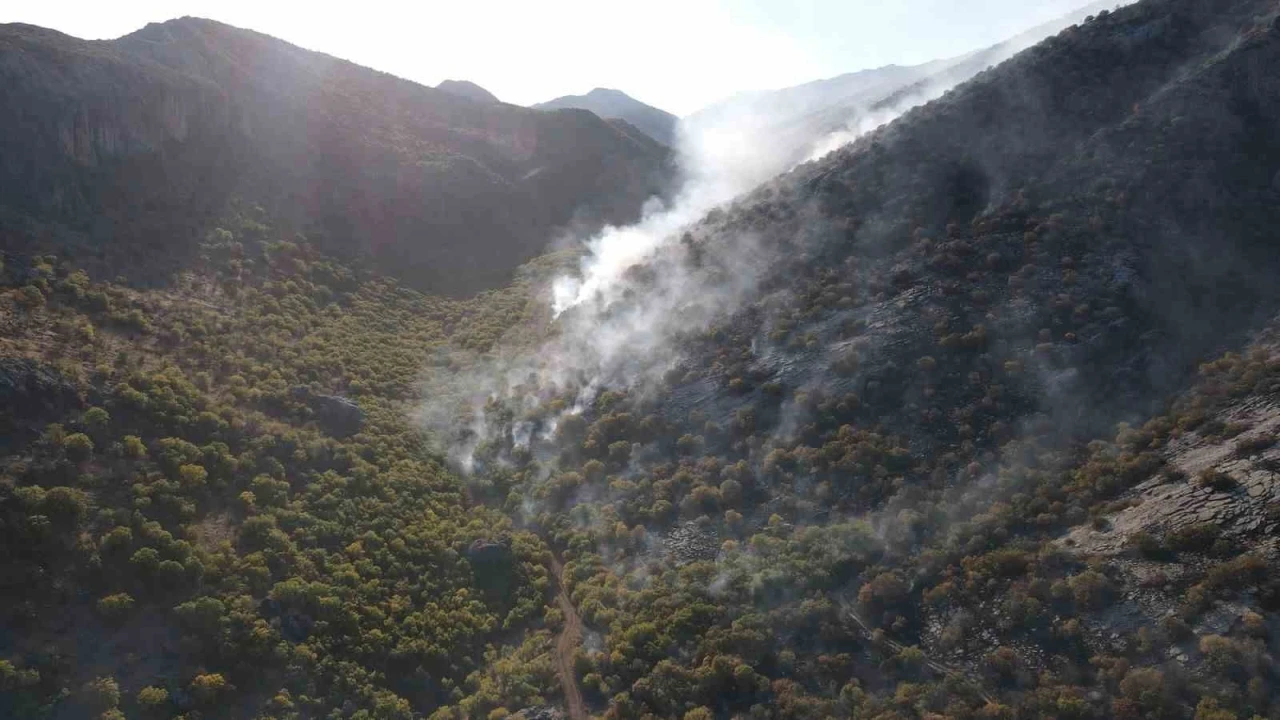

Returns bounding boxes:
[5,0,1102,115]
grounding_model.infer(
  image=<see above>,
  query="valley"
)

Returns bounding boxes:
[5,0,1280,719]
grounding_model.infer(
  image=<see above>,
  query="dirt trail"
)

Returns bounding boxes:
[549,555,587,720]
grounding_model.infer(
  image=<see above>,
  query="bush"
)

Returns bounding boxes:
[80,676,120,712]
[1166,523,1220,553]
[136,685,169,708]
[1196,468,1237,491]
[63,433,95,461]
[189,673,228,703]
[96,593,135,621]
[178,464,209,490]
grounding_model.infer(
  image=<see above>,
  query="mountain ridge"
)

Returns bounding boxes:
[535,87,679,146]
[0,16,675,295]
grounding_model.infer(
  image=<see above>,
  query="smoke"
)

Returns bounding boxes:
[419,101,903,475]
[417,6,1111,479]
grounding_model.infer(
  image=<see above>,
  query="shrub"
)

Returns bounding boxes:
[96,593,135,621]
[122,435,147,459]
[178,464,209,490]
[136,686,169,708]
[80,676,120,712]
[1166,523,1220,553]
[63,433,95,461]
[1196,468,1237,491]
[189,673,227,703]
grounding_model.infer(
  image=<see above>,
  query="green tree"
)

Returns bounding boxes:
[63,432,95,461]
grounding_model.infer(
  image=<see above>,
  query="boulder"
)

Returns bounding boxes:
[514,707,566,720]
[289,386,364,437]
[312,394,363,437]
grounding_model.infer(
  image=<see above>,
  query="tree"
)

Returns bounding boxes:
[96,593,135,622]
[178,463,209,490]
[63,432,95,461]
[16,284,45,310]
[136,685,169,710]
[122,435,147,459]
[190,673,228,703]
[80,676,120,713]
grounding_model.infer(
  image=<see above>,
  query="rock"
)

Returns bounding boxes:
[514,707,565,720]
[313,394,363,437]
[290,387,364,437]
[467,538,511,561]
[664,521,720,565]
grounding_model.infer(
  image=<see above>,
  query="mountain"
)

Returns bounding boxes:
[5,0,1280,719]
[684,0,1126,169]
[535,88,679,146]
[446,0,1280,715]
[0,18,673,295]
[436,79,500,103]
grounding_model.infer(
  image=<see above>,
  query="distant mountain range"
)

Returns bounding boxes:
[535,88,679,147]
[683,0,1124,170]
[0,18,674,294]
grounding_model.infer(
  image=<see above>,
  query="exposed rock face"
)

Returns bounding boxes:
[1063,398,1280,555]
[513,706,565,720]
[663,521,720,565]
[289,386,364,437]
[311,394,364,438]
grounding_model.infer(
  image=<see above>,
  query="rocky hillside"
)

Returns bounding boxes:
[0,19,674,295]
[535,88,678,147]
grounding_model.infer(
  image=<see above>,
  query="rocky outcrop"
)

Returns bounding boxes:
[1063,398,1280,555]
[311,394,363,438]
[513,706,566,720]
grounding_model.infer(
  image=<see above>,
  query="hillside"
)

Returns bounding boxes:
[0,19,673,295]
[535,88,678,147]
[436,79,501,103]
[5,0,1280,719]
[442,0,1280,716]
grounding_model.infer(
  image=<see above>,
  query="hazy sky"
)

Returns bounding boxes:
[6,0,1100,115]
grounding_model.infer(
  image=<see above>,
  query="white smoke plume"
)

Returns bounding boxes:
[417,10,1108,473]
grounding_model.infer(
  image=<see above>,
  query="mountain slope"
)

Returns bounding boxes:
[684,0,1125,168]
[0,18,673,295]
[440,0,1280,716]
[535,88,678,146]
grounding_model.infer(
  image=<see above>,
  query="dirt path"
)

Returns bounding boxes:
[549,555,587,720]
